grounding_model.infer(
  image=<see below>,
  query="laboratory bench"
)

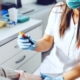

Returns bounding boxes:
[0,19,42,73]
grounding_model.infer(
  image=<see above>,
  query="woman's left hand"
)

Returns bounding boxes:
[40,73,64,80]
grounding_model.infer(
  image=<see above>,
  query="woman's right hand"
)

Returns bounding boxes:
[17,35,37,50]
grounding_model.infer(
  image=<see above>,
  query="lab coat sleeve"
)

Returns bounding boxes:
[45,2,64,36]
[45,10,56,36]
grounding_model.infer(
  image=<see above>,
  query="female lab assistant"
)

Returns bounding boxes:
[18,0,80,80]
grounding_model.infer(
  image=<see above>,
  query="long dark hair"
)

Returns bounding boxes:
[53,2,80,48]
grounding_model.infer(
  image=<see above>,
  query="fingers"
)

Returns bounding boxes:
[17,36,29,43]
[17,44,31,50]
[17,34,36,50]
[18,42,31,46]
[18,70,24,77]
[14,70,25,80]
[40,73,49,79]
[14,70,20,78]
[17,70,25,79]
[18,35,30,39]
[17,35,31,50]
[18,35,24,39]
[44,77,51,80]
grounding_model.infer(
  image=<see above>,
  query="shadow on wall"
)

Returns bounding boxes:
[37,0,56,5]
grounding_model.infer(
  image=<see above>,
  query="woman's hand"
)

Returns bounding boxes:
[18,70,42,80]
[18,70,27,80]
[17,35,37,50]
[40,73,64,80]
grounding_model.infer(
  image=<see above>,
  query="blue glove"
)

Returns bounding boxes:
[40,73,64,80]
[17,35,37,50]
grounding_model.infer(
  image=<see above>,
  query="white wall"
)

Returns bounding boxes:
[2,0,37,5]
[21,0,37,5]
[2,0,16,3]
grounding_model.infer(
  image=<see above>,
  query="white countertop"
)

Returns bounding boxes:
[0,19,42,46]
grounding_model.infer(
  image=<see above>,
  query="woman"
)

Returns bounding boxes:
[18,0,80,80]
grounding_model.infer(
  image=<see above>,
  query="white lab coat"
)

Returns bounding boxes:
[34,2,80,80]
